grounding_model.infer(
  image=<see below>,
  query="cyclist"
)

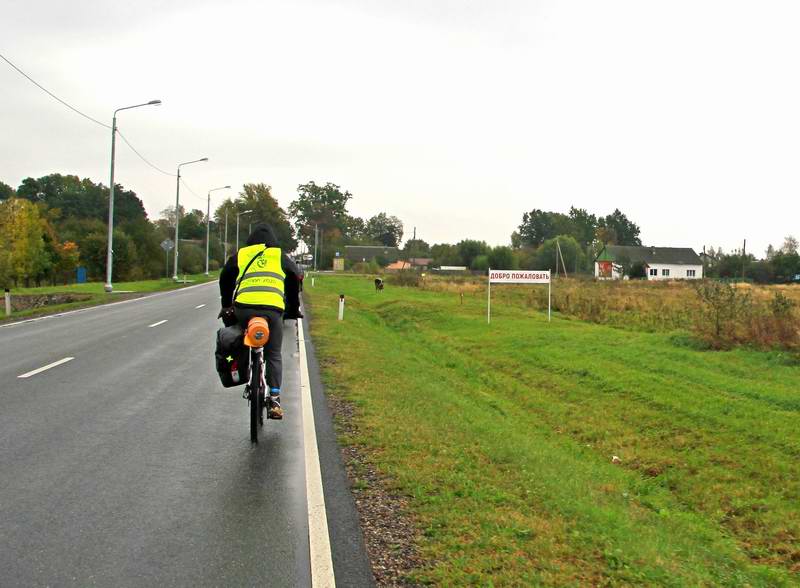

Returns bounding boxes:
[219,223,303,419]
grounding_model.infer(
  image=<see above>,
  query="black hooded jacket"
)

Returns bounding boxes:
[219,224,302,313]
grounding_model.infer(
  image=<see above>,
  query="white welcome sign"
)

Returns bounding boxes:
[487,268,551,323]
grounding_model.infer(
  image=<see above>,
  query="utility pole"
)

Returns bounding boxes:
[411,226,416,270]
[313,224,318,272]
[742,238,747,280]
[224,210,228,260]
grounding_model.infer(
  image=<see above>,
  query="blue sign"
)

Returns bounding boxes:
[76,267,87,284]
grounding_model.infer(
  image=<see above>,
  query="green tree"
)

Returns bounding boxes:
[598,209,641,246]
[457,239,489,268]
[403,238,430,260]
[289,181,352,246]
[517,209,574,247]
[568,207,598,246]
[430,243,462,267]
[236,183,297,251]
[344,215,367,243]
[179,209,207,241]
[365,213,404,247]
[770,252,800,282]
[0,181,15,200]
[471,254,489,271]
[488,246,516,269]
[781,235,798,255]
[534,235,585,274]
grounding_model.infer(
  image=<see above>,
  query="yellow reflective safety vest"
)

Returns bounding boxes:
[234,245,286,310]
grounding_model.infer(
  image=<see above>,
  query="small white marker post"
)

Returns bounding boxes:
[338,294,345,321]
[4,288,10,317]
[312,276,315,287]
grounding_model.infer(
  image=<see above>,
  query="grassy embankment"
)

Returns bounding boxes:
[2,273,216,321]
[305,274,800,586]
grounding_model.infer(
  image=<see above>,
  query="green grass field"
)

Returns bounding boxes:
[305,275,800,586]
[2,273,217,321]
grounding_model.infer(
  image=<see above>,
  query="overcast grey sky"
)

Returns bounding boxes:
[2,0,799,254]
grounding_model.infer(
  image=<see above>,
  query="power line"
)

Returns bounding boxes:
[180,178,207,204]
[0,51,110,130]
[117,130,176,177]
[2,51,179,182]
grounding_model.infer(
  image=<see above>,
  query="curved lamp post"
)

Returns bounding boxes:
[104,99,161,292]
[173,157,208,280]
[206,185,231,275]
[236,209,253,252]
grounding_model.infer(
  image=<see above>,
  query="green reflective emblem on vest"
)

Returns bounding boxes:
[235,245,286,309]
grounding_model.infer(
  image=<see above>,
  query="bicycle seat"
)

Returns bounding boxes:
[244,316,270,348]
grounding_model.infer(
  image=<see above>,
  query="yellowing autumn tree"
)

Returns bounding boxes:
[0,198,49,286]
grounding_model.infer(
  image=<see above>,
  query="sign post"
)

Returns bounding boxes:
[160,239,174,278]
[487,268,551,324]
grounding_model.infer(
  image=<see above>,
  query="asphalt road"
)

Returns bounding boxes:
[0,283,373,587]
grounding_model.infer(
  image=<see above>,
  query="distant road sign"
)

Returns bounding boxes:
[160,239,174,251]
[489,269,550,284]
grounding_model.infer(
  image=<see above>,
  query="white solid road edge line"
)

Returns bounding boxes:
[298,318,336,588]
[0,280,216,330]
[18,357,75,379]
[148,319,168,328]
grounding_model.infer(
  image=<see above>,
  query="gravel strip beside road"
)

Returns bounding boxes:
[326,393,427,587]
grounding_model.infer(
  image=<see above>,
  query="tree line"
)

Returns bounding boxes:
[2,172,797,286]
[702,238,800,283]
[0,175,407,287]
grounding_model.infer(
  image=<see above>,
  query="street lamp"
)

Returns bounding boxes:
[173,157,209,280]
[206,185,231,275]
[236,209,253,252]
[104,99,161,292]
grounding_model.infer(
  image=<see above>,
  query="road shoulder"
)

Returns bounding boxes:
[300,307,377,587]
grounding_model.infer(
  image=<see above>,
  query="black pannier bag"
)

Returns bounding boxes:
[215,325,250,387]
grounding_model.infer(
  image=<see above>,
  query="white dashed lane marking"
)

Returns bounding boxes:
[195,304,206,309]
[148,320,168,328]
[18,357,75,379]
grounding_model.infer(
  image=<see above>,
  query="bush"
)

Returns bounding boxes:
[387,270,420,287]
[471,255,489,271]
[351,260,381,275]
[692,281,800,349]
[178,243,204,275]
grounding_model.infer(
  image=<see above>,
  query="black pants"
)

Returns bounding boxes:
[234,307,283,391]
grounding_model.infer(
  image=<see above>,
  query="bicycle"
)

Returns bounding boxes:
[242,316,270,443]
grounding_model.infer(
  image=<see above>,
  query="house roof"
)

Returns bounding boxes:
[344,245,399,262]
[385,260,411,270]
[597,245,702,265]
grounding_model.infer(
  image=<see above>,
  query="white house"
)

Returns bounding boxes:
[595,245,703,280]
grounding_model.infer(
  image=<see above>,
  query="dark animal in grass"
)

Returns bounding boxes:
[374,278,384,292]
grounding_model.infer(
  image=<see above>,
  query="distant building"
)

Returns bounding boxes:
[408,258,432,270]
[595,245,703,280]
[344,245,399,265]
[385,260,411,271]
[385,258,433,272]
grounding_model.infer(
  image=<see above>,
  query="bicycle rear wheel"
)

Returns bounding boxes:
[250,349,262,443]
